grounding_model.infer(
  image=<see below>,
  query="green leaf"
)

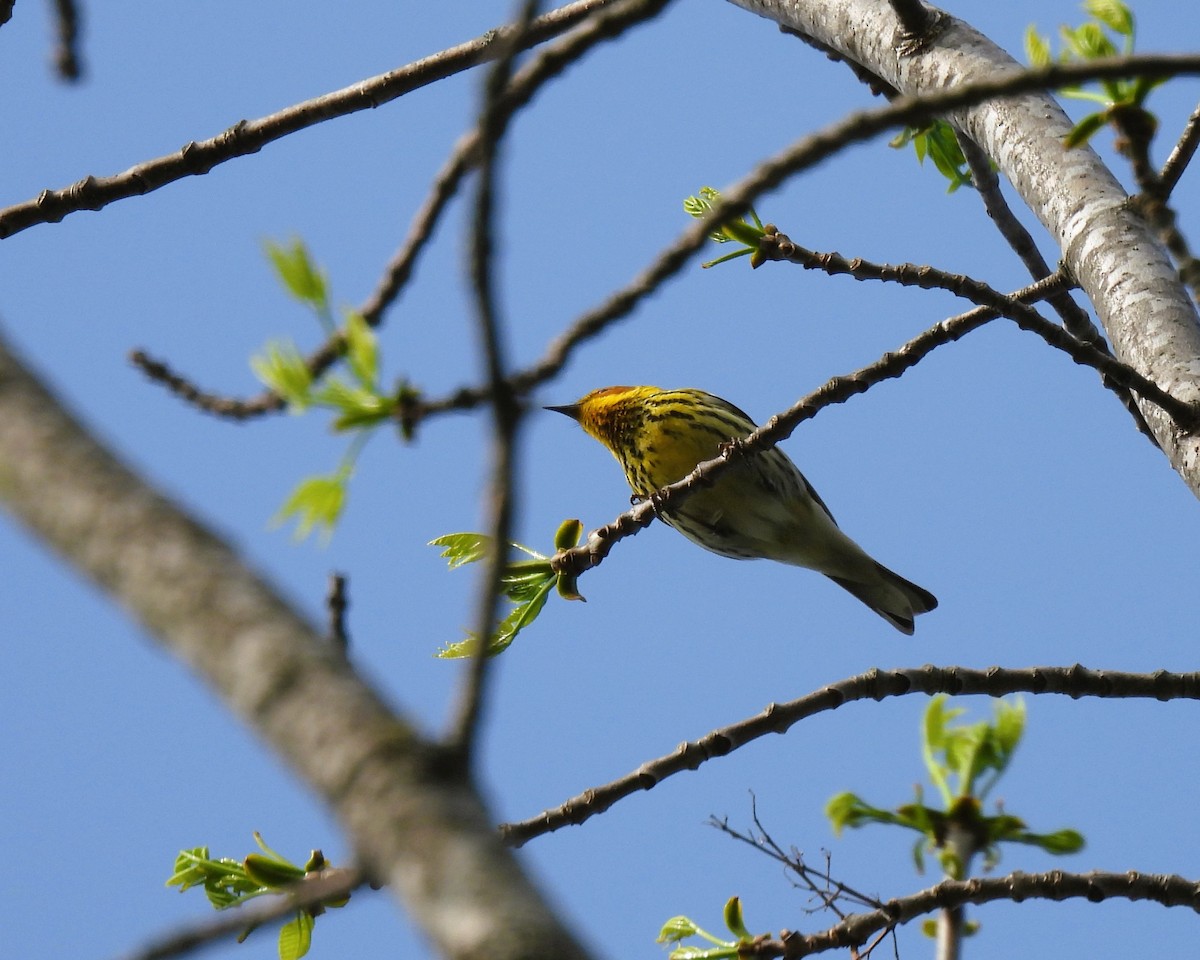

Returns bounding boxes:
[435,578,554,658]
[429,533,492,568]
[490,577,554,651]
[1024,26,1053,67]
[342,310,379,389]
[1064,111,1108,148]
[500,564,555,602]
[251,340,314,409]
[243,853,305,889]
[278,910,314,960]
[311,376,393,430]
[1086,0,1133,38]
[1011,827,1086,854]
[658,916,700,943]
[922,695,958,805]
[896,121,974,191]
[825,791,917,835]
[554,517,583,551]
[992,698,1026,757]
[264,238,329,309]
[273,471,349,542]
[683,186,764,249]
[722,896,750,940]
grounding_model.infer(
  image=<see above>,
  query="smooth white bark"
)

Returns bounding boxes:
[729,0,1200,495]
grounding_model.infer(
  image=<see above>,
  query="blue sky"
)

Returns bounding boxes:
[3,2,1200,959]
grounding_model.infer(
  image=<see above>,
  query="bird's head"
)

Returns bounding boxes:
[545,385,664,453]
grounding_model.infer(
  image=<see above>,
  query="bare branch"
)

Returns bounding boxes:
[954,135,1154,443]
[0,0,625,239]
[419,53,1200,419]
[116,868,365,960]
[326,573,349,652]
[1160,98,1200,197]
[547,272,1088,580]
[132,0,677,421]
[446,0,538,762]
[0,331,593,960]
[51,0,82,81]
[758,231,1199,428]
[500,664,1200,844]
[756,869,1200,958]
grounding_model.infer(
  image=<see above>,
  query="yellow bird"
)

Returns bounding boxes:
[547,385,937,634]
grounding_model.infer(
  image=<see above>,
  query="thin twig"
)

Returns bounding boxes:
[115,867,365,960]
[781,25,1151,443]
[1159,99,1200,197]
[752,870,1200,959]
[955,133,1154,442]
[326,572,349,652]
[499,664,1200,845]
[545,272,1103,582]
[761,232,1198,429]
[1113,107,1200,304]
[51,0,83,81]
[446,0,538,762]
[0,0,627,239]
[131,0,678,421]
[712,808,883,920]
[418,52,1200,419]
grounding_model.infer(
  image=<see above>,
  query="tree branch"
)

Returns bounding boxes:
[116,868,365,960]
[500,664,1200,844]
[0,0,624,239]
[446,0,538,762]
[758,232,1199,428]
[728,0,1200,495]
[130,0,676,421]
[546,271,1087,580]
[757,869,1200,958]
[417,53,1200,420]
[0,326,593,960]
[1160,98,1200,197]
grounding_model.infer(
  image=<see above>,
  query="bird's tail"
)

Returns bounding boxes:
[828,562,938,635]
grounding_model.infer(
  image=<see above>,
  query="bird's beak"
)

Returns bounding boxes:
[544,402,581,421]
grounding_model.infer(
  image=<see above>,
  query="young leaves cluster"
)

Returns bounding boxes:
[252,239,411,541]
[166,833,348,960]
[429,519,586,658]
[657,897,758,960]
[683,186,767,267]
[826,697,1084,881]
[1026,0,1166,147]
[890,122,975,192]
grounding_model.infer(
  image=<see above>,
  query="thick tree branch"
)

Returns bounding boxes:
[0,327,593,960]
[727,0,1200,498]
[500,664,1200,844]
[417,53,1200,423]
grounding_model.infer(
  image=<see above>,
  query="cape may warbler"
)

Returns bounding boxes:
[547,386,937,634]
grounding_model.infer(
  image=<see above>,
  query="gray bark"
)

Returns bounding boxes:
[729,0,1200,496]
[0,329,592,960]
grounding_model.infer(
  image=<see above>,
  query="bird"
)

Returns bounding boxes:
[546,385,937,634]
